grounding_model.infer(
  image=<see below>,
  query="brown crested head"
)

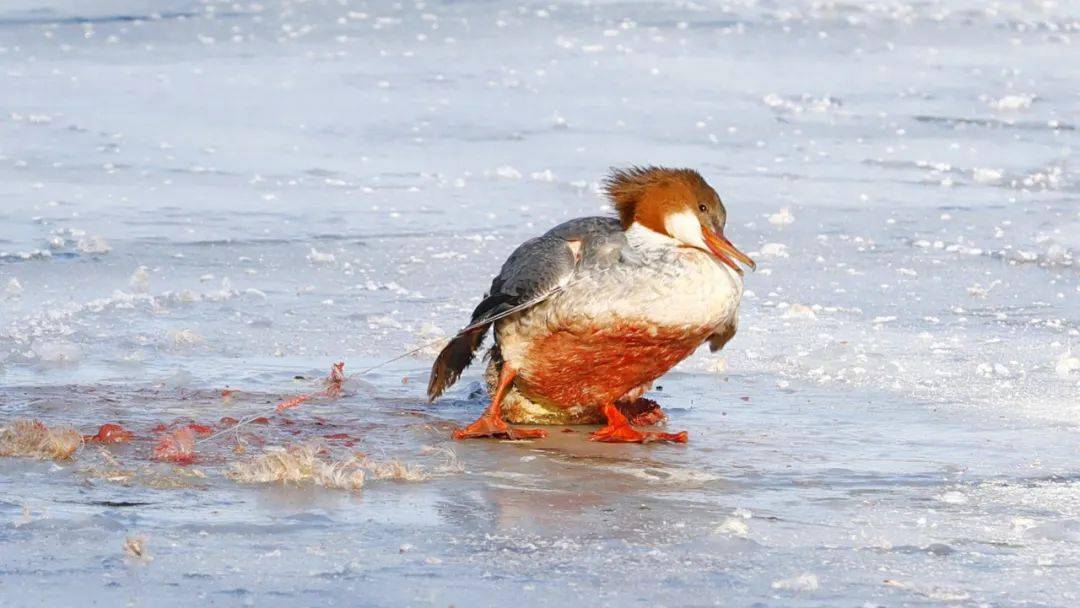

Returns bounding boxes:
[604,166,723,233]
[602,165,756,273]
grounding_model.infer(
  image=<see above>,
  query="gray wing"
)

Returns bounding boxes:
[464,216,624,330]
[428,216,624,400]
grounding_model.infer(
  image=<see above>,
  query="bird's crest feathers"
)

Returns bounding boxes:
[603,166,710,229]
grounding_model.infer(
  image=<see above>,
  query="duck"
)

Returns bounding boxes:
[427,166,754,443]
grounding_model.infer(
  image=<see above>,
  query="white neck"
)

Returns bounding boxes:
[625,219,743,283]
[663,209,711,251]
[588,222,743,330]
[625,222,679,250]
[626,211,712,253]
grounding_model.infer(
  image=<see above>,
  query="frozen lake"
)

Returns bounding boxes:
[1,0,1079,605]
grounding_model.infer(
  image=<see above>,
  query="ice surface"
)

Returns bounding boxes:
[1,0,1079,606]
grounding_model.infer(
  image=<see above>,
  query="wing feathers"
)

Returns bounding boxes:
[426,217,622,401]
[426,327,485,401]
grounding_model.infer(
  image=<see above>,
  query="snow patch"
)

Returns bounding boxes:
[782,303,817,320]
[167,329,204,348]
[758,243,788,258]
[937,490,970,505]
[771,573,819,592]
[715,517,749,537]
[972,167,1003,184]
[494,166,522,180]
[987,93,1035,111]
[129,266,151,293]
[5,278,23,298]
[307,248,336,265]
[76,235,111,254]
[1055,353,1080,380]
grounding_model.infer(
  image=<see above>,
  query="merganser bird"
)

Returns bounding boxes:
[428,167,755,443]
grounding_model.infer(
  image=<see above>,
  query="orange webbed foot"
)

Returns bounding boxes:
[452,416,548,441]
[452,365,547,440]
[590,423,645,443]
[592,402,687,443]
[589,424,687,444]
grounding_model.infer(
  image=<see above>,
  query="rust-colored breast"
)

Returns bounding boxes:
[515,322,707,408]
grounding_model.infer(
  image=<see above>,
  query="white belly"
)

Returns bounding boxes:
[561,248,741,328]
[497,244,744,368]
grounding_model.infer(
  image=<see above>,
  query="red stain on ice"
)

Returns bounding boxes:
[152,427,196,464]
[84,423,134,444]
[198,361,351,447]
[275,394,310,412]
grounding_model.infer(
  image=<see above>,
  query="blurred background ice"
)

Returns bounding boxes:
[1,0,1078,606]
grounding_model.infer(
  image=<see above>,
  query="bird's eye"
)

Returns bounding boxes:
[698,204,708,213]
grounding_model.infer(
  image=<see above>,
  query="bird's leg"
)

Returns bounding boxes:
[452,366,548,440]
[590,402,688,444]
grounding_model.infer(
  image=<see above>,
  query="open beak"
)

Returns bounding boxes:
[701,226,756,274]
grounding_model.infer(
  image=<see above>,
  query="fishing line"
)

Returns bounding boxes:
[198,266,611,446]
[196,336,451,445]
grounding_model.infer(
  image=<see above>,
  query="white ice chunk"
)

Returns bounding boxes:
[782,303,817,320]
[938,490,969,505]
[1055,353,1080,380]
[129,266,150,293]
[758,243,788,258]
[715,518,749,537]
[771,573,819,591]
[768,207,795,226]
[972,167,1003,184]
[76,235,111,254]
[307,248,336,264]
[5,277,22,298]
[168,329,204,347]
[988,94,1035,111]
[494,166,522,179]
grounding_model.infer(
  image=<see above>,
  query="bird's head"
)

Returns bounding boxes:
[604,166,756,274]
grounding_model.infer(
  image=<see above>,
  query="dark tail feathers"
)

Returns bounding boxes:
[427,326,487,401]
